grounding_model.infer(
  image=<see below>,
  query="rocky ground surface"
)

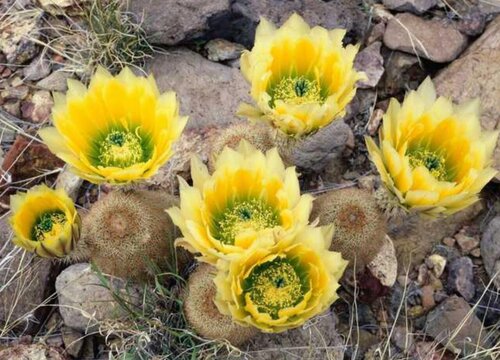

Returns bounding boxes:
[1,0,500,359]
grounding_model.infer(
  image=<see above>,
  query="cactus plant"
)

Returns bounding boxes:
[208,122,275,171]
[183,263,257,346]
[310,187,387,269]
[81,190,178,281]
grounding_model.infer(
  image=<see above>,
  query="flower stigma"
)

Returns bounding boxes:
[98,130,145,168]
[31,211,67,242]
[243,257,305,319]
[272,76,324,107]
[215,198,280,245]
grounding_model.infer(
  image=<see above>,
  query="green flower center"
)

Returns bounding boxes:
[213,198,280,245]
[31,210,67,242]
[243,257,307,319]
[408,148,449,181]
[271,76,324,107]
[97,130,145,168]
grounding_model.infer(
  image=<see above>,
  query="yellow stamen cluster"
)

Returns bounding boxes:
[272,76,324,107]
[244,257,304,319]
[31,211,67,242]
[98,130,145,168]
[215,198,280,245]
[407,148,448,181]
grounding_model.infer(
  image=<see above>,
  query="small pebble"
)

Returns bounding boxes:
[425,254,447,278]
[442,237,456,247]
[455,233,479,254]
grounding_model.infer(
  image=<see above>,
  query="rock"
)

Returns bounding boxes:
[481,216,500,289]
[434,16,500,179]
[338,324,378,360]
[0,344,67,360]
[55,263,141,332]
[447,257,475,301]
[389,202,482,273]
[454,233,479,254]
[23,55,51,81]
[1,85,29,101]
[470,248,481,258]
[354,42,384,89]
[384,13,468,63]
[61,326,84,358]
[228,0,367,47]
[55,168,83,201]
[276,120,353,172]
[382,51,424,96]
[0,8,42,64]
[442,237,456,247]
[391,325,413,352]
[36,71,72,92]
[366,22,386,46]
[383,0,438,14]
[21,90,53,123]
[425,296,484,352]
[148,48,250,129]
[238,310,344,359]
[0,218,57,333]
[205,38,245,62]
[425,254,446,278]
[2,100,21,118]
[367,108,384,136]
[420,285,435,310]
[367,235,398,287]
[127,0,230,45]
[2,135,64,184]
[456,8,486,36]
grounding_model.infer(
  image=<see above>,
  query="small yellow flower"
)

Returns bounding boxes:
[9,184,81,258]
[237,13,364,137]
[39,66,187,184]
[214,226,347,332]
[365,77,499,216]
[167,140,313,264]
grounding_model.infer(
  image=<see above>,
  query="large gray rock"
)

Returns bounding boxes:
[236,310,344,359]
[55,263,141,333]
[434,16,500,179]
[276,120,353,172]
[384,13,468,63]
[0,218,56,334]
[425,296,485,352]
[382,0,438,14]
[148,48,250,129]
[481,216,500,289]
[128,0,230,45]
[228,0,367,47]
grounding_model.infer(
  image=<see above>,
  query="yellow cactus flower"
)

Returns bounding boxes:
[9,184,81,258]
[213,225,348,332]
[167,140,313,264]
[365,77,499,217]
[237,13,364,137]
[39,66,187,184]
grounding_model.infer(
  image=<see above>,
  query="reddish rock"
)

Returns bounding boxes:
[21,90,53,123]
[2,135,64,185]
